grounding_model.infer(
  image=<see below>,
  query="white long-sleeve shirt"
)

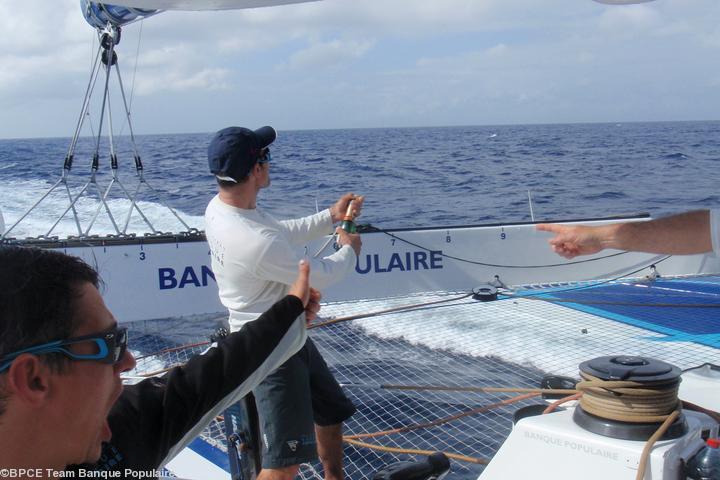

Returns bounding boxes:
[205,195,357,331]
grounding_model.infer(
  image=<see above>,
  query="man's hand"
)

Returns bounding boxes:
[288,260,322,322]
[330,193,365,223]
[336,227,362,256]
[536,223,605,259]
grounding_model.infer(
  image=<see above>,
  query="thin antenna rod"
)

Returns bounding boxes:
[527,190,535,222]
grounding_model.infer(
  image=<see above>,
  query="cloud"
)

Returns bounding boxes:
[598,4,662,34]
[0,2,89,55]
[699,25,720,49]
[0,1,94,103]
[283,39,375,70]
[135,67,231,94]
[486,43,509,58]
[2,0,720,138]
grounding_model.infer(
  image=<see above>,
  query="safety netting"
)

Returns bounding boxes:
[126,274,720,479]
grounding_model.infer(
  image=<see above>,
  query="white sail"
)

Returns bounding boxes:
[100,0,320,11]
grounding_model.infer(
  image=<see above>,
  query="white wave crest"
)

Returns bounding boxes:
[321,293,716,377]
[0,178,204,238]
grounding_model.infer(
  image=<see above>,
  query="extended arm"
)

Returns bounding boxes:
[104,295,306,470]
[536,210,714,259]
[256,234,356,290]
[93,263,319,471]
[280,209,335,245]
[279,193,364,244]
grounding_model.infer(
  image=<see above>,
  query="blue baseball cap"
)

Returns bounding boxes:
[208,126,277,182]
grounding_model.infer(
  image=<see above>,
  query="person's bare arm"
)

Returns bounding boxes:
[536,210,712,259]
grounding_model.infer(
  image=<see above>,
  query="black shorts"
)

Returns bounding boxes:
[253,337,356,469]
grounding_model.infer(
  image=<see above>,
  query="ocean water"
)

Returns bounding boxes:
[2,122,719,478]
[1,121,720,238]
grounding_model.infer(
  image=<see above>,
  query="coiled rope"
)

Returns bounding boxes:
[576,373,684,480]
[575,372,681,423]
[536,373,685,480]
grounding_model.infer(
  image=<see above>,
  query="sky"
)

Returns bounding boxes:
[1,0,719,139]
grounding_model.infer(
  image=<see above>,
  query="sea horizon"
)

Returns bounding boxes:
[2,118,719,142]
[2,120,719,236]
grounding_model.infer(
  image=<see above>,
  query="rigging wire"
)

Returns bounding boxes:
[14,20,190,238]
[682,362,720,373]
[119,18,144,137]
[89,29,96,79]
[308,292,473,329]
[365,224,632,268]
[495,255,673,299]
[129,19,143,116]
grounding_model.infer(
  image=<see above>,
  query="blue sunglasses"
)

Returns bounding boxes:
[0,326,128,374]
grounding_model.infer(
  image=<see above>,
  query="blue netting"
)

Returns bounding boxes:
[539,277,720,348]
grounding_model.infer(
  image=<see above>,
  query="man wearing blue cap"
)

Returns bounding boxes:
[205,126,363,480]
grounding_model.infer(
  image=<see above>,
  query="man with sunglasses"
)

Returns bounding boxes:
[205,126,363,480]
[0,246,319,475]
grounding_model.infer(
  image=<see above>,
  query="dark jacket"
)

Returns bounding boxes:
[69,295,305,477]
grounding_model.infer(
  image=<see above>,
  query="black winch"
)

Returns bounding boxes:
[472,285,498,302]
[572,355,688,441]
